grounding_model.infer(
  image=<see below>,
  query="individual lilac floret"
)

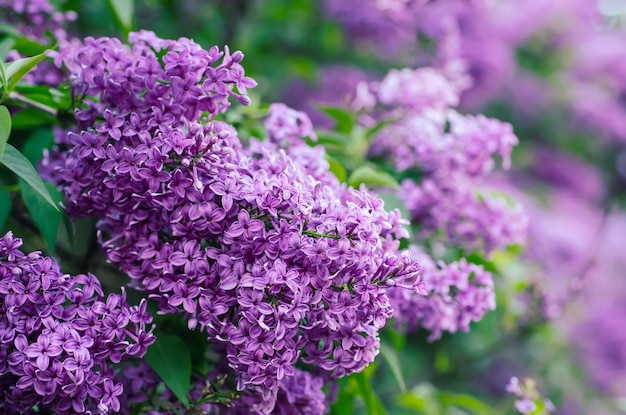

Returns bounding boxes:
[41,32,423,411]
[389,249,495,340]
[506,377,555,414]
[0,231,155,415]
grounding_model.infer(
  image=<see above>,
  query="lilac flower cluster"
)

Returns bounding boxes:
[41,31,423,410]
[368,67,527,254]
[1,0,73,87]
[389,249,495,340]
[0,0,76,43]
[234,368,327,415]
[119,359,327,415]
[323,0,425,56]
[0,232,154,414]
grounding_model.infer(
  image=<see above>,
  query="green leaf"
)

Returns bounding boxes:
[145,334,192,407]
[22,129,54,165]
[0,144,58,210]
[315,130,351,146]
[10,108,57,130]
[330,388,356,415]
[106,0,134,36]
[316,104,355,134]
[4,52,48,91]
[348,165,400,189]
[0,188,10,230]
[0,61,7,95]
[399,384,442,415]
[380,339,406,392]
[12,36,49,56]
[0,38,16,61]
[19,179,62,253]
[325,154,347,182]
[353,372,389,415]
[438,392,496,415]
[0,105,10,157]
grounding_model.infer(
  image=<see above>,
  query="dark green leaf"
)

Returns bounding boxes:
[5,52,48,91]
[145,334,192,407]
[380,339,406,392]
[353,372,389,415]
[438,392,496,415]
[0,188,10,230]
[315,104,355,134]
[0,105,10,157]
[0,144,58,210]
[106,0,134,36]
[348,165,400,189]
[12,36,49,56]
[330,389,356,415]
[22,129,54,164]
[10,108,56,130]
[19,179,62,253]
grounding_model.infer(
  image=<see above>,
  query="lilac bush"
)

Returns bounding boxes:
[36,30,423,411]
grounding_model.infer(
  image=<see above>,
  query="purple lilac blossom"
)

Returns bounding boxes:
[0,0,76,43]
[120,360,327,415]
[570,30,626,143]
[367,67,526,254]
[389,249,495,340]
[0,231,154,414]
[40,31,424,411]
[1,0,73,87]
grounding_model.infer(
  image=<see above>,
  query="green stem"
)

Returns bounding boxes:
[8,91,58,117]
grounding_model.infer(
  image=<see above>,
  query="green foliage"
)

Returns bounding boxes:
[2,51,48,93]
[145,334,193,407]
[348,165,400,189]
[380,338,407,392]
[106,0,135,37]
[0,105,10,156]
[0,188,10,230]
[0,144,59,210]
[19,178,62,253]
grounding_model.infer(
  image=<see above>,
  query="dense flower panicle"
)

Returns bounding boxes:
[400,180,527,254]
[323,0,426,55]
[570,30,626,143]
[366,67,526,254]
[0,0,76,43]
[389,250,495,340]
[1,0,73,87]
[375,67,460,113]
[120,361,327,415]
[0,232,154,415]
[41,32,423,411]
